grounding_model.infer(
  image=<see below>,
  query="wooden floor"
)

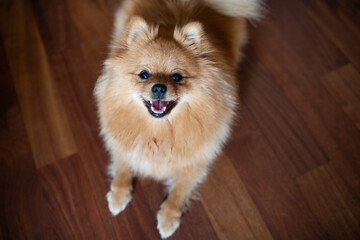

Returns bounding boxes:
[1,0,360,239]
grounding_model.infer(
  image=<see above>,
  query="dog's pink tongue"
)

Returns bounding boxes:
[152,100,167,111]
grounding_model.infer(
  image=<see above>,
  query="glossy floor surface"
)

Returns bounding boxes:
[1,0,360,239]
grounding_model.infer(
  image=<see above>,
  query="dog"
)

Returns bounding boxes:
[94,0,262,238]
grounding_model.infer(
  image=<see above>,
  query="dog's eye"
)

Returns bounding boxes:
[171,73,183,83]
[139,70,151,80]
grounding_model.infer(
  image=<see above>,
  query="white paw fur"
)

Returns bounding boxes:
[157,208,181,239]
[106,190,132,215]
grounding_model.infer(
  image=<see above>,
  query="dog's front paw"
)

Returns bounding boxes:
[106,189,132,215]
[157,206,181,239]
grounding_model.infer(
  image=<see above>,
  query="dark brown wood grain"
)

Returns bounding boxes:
[200,154,273,240]
[0,37,53,239]
[1,0,77,168]
[321,64,360,131]
[226,107,329,239]
[40,154,108,240]
[1,0,360,239]
[297,164,360,239]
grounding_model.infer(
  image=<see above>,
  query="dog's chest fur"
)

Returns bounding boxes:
[101,100,233,180]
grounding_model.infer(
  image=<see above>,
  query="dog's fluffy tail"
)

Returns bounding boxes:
[204,0,264,20]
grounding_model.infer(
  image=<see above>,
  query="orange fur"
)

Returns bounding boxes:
[94,0,261,238]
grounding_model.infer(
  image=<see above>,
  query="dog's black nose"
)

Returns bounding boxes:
[151,84,167,98]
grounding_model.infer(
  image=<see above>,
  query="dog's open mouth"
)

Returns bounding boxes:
[143,99,178,118]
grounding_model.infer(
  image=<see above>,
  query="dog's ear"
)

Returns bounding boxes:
[173,22,206,52]
[126,16,158,45]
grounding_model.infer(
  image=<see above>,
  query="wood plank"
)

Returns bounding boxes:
[239,1,343,179]
[321,64,360,130]
[226,107,328,239]
[40,154,108,239]
[62,0,114,45]
[338,0,360,25]
[0,0,77,168]
[239,47,329,177]
[30,0,82,54]
[0,45,54,239]
[302,0,360,71]
[200,154,273,240]
[0,35,16,118]
[297,163,360,239]
[335,1,360,39]
[0,105,54,240]
[30,0,118,55]
[247,13,360,195]
[269,0,348,76]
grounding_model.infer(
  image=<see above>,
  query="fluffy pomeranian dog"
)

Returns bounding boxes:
[94,0,262,238]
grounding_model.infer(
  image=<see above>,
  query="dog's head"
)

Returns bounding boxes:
[99,17,221,120]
